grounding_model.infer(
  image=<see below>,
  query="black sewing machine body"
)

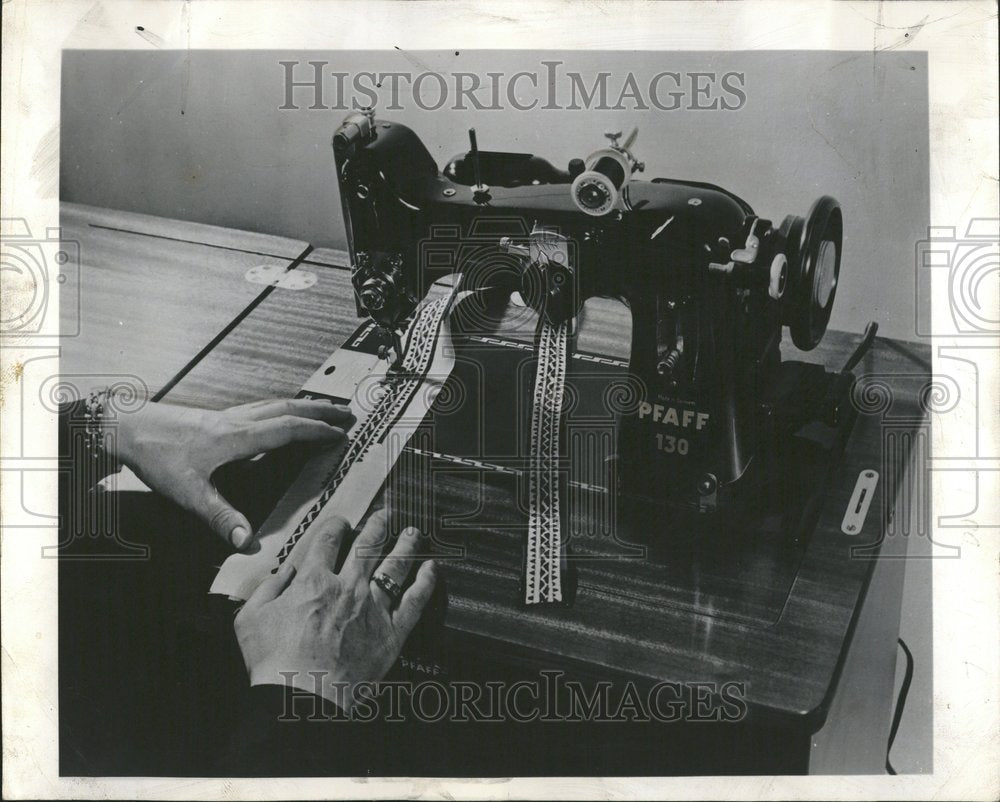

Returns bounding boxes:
[333,112,867,524]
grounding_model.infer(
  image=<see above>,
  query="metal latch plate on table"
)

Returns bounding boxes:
[245,264,317,290]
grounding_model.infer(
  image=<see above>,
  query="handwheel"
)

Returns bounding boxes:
[780,195,843,350]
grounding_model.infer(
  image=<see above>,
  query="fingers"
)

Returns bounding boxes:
[301,513,353,572]
[226,415,348,461]
[189,479,255,549]
[369,526,422,610]
[340,509,391,583]
[244,560,296,608]
[229,398,352,424]
[393,560,437,636]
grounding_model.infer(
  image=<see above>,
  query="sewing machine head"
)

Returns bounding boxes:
[333,108,857,519]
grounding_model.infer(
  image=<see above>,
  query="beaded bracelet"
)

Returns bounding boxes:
[82,388,118,468]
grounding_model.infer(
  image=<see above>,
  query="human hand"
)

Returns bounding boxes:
[233,510,437,709]
[112,398,352,549]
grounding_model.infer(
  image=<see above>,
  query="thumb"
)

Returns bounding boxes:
[190,479,254,549]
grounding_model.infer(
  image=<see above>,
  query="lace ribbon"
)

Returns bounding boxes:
[270,296,451,570]
[525,317,569,604]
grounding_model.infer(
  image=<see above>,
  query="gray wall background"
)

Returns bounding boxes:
[61,50,929,341]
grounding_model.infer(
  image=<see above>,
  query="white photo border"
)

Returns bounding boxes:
[2,1,997,799]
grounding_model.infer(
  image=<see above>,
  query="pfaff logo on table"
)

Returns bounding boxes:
[637,402,709,430]
[400,656,446,677]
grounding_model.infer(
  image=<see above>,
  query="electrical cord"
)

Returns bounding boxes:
[886,637,914,775]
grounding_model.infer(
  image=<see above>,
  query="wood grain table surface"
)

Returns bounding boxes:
[59,203,310,399]
[163,238,932,726]
[66,206,932,728]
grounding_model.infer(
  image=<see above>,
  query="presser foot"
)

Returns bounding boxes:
[375,326,408,374]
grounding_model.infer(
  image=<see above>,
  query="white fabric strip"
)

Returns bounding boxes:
[525,318,569,605]
[210,291,458,601]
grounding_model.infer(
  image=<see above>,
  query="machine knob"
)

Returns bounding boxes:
[334,110,375,151]
[568,158,585,178]
[769,253,788,300]
[571,172,617,216]
[359,278,389,311]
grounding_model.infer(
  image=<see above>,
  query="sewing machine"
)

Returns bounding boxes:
[320,112,920,774]
[333,108,876,533]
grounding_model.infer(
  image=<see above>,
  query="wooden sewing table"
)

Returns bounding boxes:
[60,204,931,775]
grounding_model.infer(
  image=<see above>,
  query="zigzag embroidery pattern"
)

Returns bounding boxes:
[525,317,569,604]
[271,296,451,570]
